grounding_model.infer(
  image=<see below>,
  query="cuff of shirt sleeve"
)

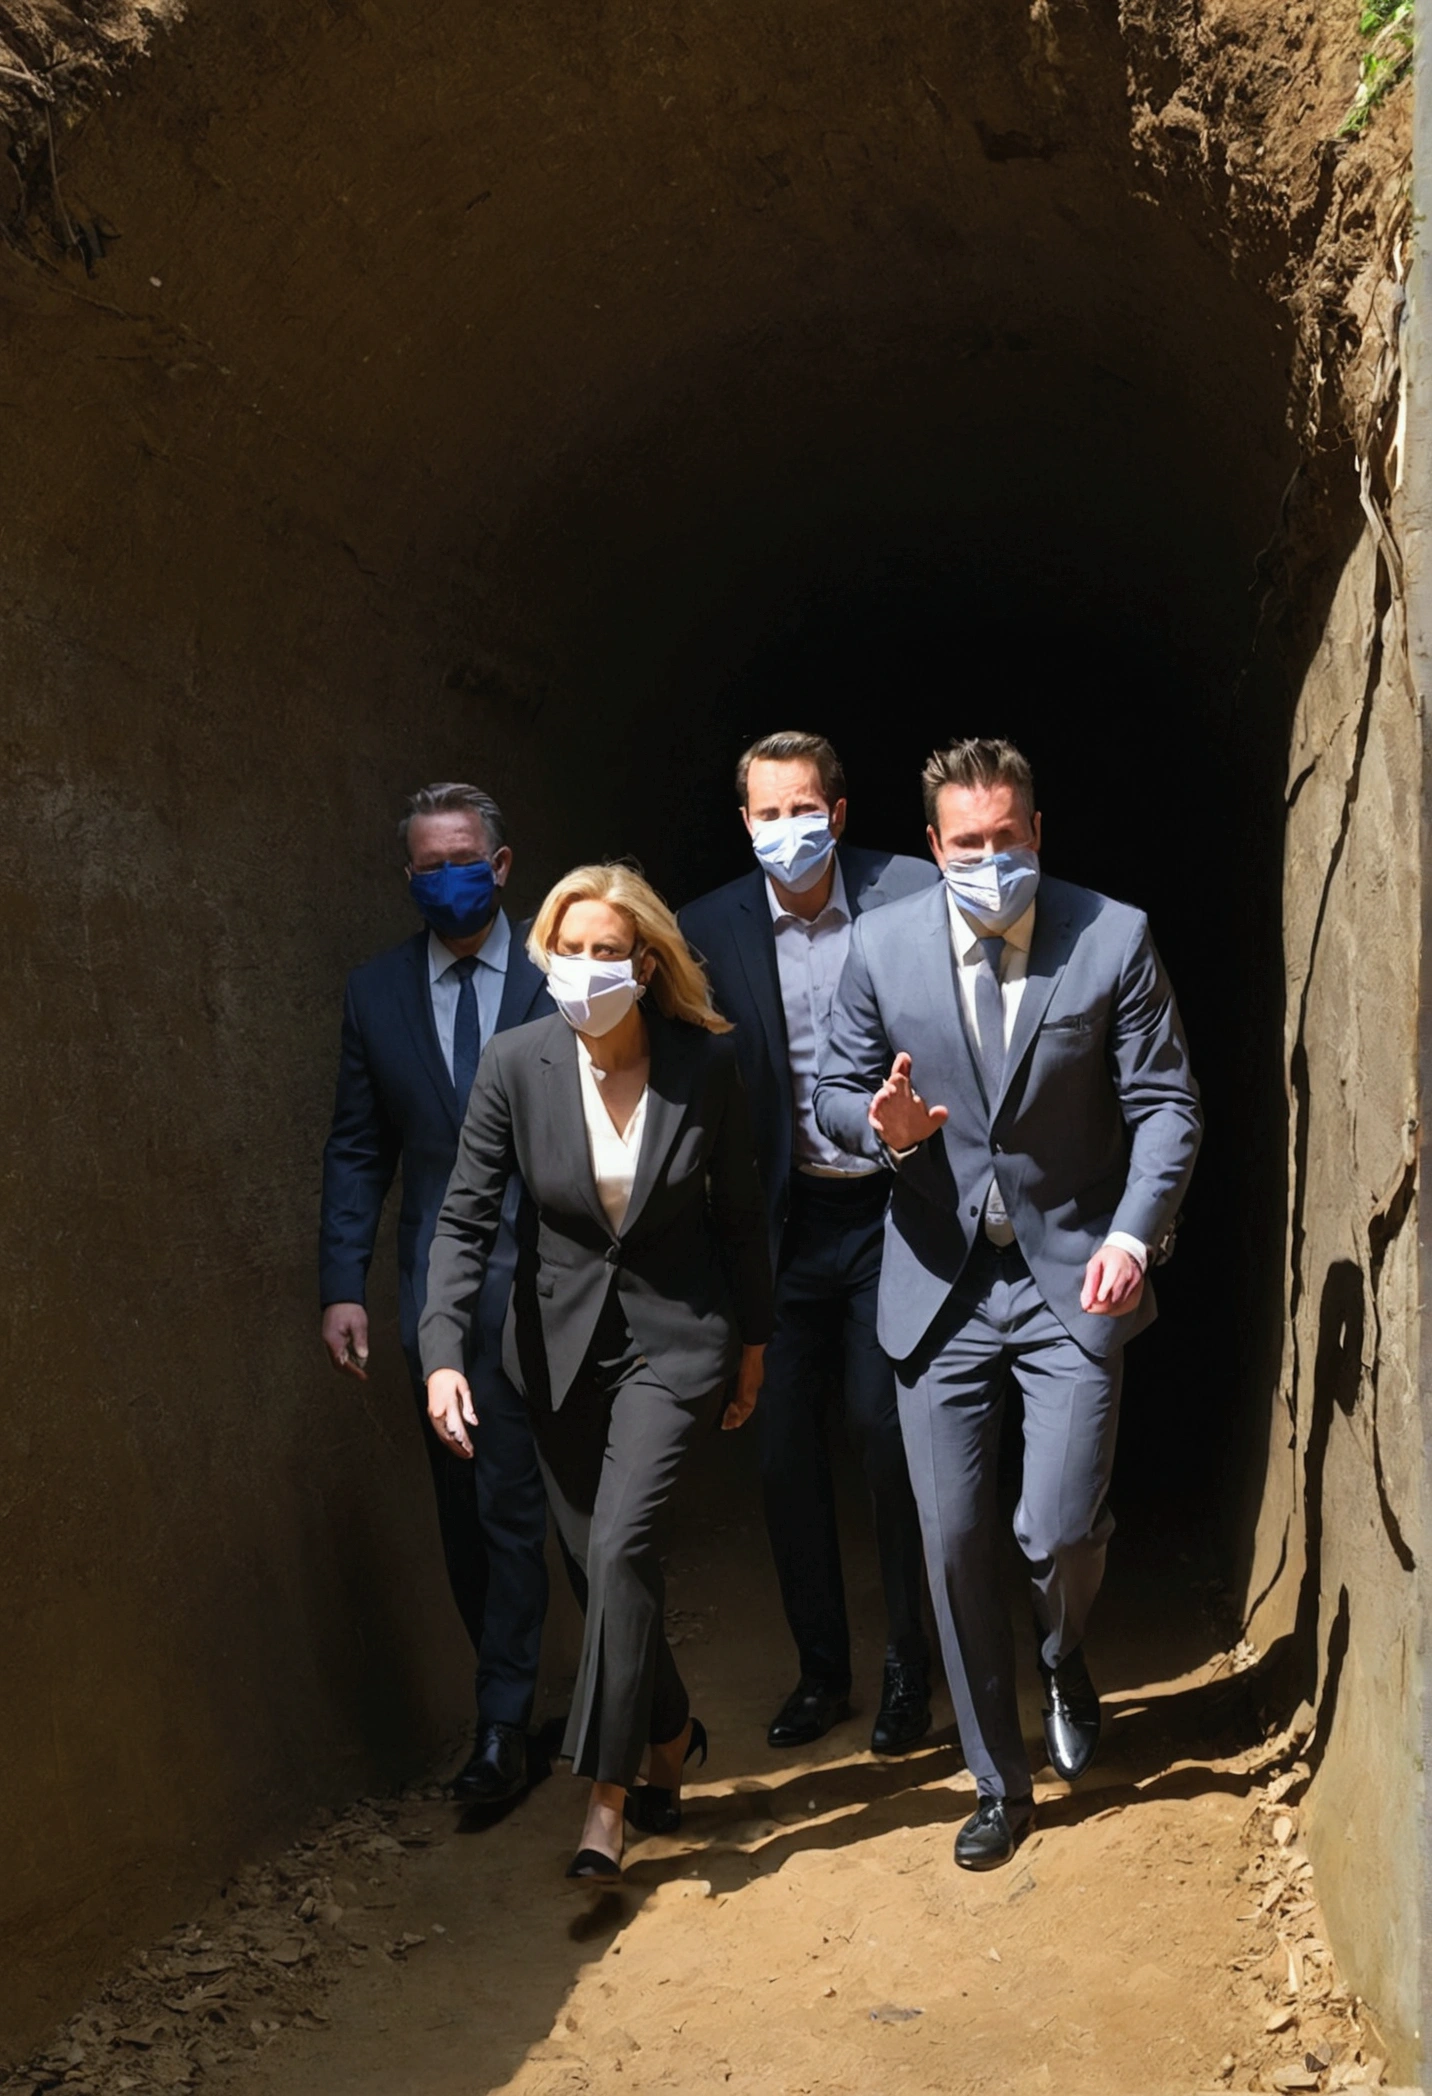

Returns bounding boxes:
[1102,1230,1148,1272]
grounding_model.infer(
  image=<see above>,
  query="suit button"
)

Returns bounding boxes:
[968,1206,978,1218]
[605,1245,619,1265]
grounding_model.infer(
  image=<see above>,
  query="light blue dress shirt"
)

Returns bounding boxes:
[427,909,511,1080]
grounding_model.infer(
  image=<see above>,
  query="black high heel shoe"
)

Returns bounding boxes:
[564,1846,623,1883]
[624,1717,708,1836]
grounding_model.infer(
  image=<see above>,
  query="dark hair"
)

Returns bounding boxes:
[399,782,506,858]
[735,731,846,810]
[921,739,1035,827]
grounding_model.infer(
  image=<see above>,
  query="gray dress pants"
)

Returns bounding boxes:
[896,1239,1123,1802]
[530,1298,720,1787]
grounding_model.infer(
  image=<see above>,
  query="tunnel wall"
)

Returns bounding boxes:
[0,0,1423,2070]
[1241,476,1427,2060]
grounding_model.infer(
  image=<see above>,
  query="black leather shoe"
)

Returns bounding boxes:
[870,1661,932,1754]
[767,1678,851,1749]
[954,1795,1034,1871]
[1038,1644,1101,1781]
[450,1721,528,1804]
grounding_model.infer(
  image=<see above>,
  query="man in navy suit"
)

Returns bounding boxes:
[680,732,937,1755]
[320,782,551,1806]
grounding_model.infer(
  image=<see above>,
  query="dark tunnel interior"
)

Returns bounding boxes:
[450,340,1313,1549]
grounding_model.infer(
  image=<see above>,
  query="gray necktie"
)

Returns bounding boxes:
[974,935,1006,1099]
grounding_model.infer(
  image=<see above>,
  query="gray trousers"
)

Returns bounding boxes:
[530,1301,718,1787]
[896,1240,1123,1802]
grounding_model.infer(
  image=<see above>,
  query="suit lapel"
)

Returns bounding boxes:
[912,886,988,1138]
[495,921,548,1032]
[398,932,462,1134]
[994,894,1079,1115]
[539,1023,611,1237]
[731,871,789,1076]
[620,1015,689,1240]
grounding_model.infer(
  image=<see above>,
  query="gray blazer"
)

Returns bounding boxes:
[812,876,1202,1364]
[420,1009,774,1407]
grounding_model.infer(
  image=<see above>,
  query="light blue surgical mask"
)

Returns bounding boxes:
[942,847,1040,935]
[750,813,837,894]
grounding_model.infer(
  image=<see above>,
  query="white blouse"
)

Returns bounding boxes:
[576,1039,649,1236]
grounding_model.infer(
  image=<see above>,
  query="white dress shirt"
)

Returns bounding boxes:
[427,909,511,1079]
[768,861,880,1177]
[947,891,1147,1270]
[577,1039,648,1236]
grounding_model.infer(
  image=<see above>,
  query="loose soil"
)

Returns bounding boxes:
[1,1438,1394,2096]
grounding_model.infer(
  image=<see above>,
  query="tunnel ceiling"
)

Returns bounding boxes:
[5,0,1306,760]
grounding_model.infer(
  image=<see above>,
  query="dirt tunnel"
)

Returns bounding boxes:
[0,0,1427,2086]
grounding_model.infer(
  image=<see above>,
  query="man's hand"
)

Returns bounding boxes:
[868,1052,949,1151]
[722,1344,765,1431]
[1080,1245,1145,1318]
[322,1302,370,1379]
[426,1369,479,1458]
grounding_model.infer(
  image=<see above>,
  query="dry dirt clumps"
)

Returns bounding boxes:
[1118,0,1411,451]
[0,1791,447,2096]
[0,0,181,253]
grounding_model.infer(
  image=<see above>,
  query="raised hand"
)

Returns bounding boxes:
[868,1052,949,1151]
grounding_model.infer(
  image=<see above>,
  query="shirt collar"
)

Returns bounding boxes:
[427,907,511,986]
[765,856,850,930]
[946,890,1037,962]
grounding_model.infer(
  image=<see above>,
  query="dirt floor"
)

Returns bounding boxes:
[1,1432,1398,2096]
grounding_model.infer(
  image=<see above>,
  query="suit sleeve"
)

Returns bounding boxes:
[814,918,951,1197]
[706,1049,775,1346]
[319,979,401,1308]
[1106,915,1204,1251]
[418,1041,519,1377]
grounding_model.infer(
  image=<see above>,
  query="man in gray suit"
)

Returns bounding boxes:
[814,738,1201,1870]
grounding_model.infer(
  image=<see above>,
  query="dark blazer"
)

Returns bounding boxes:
[678,842,939,1258]
[419,1010,775,1408]
[813,876,1203,1362]
[319,918,552,1369]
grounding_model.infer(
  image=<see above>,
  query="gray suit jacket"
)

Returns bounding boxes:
[812,876,1202,1364]
[420,1009,774,1407]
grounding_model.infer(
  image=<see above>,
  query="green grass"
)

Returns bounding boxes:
[1338,0,1414,136]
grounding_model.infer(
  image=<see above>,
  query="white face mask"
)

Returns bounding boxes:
[545,953,645,1036]
[750,813,837,894]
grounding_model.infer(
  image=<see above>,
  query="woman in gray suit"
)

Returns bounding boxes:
[420,863,773,1880]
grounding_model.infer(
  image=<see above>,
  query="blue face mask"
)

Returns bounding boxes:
[750,813,837,895]
[409,859,499,939]
[942,847,1040,935]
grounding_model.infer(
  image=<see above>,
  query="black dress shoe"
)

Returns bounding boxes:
[1038,1644,1101,1781]
[450,1721,528,1804]
[954,1795,1034,1871]
[767,1678,851,1749]
[870,1661,932,1755]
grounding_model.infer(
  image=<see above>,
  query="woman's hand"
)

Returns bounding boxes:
[426,1369,478,1458]
[722,1344,765,1431]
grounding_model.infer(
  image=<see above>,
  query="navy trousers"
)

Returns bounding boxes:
[760,1172,928,1694]
[405,1329,548,1732]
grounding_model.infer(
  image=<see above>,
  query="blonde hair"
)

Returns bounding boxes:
[528,863,733,1034]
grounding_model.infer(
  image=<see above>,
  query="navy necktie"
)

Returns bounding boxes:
[974,935,1006,1098]
[451,955,480,1108]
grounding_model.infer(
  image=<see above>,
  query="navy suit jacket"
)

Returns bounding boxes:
[679,842,939,1261]
[319,916,552,1377]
